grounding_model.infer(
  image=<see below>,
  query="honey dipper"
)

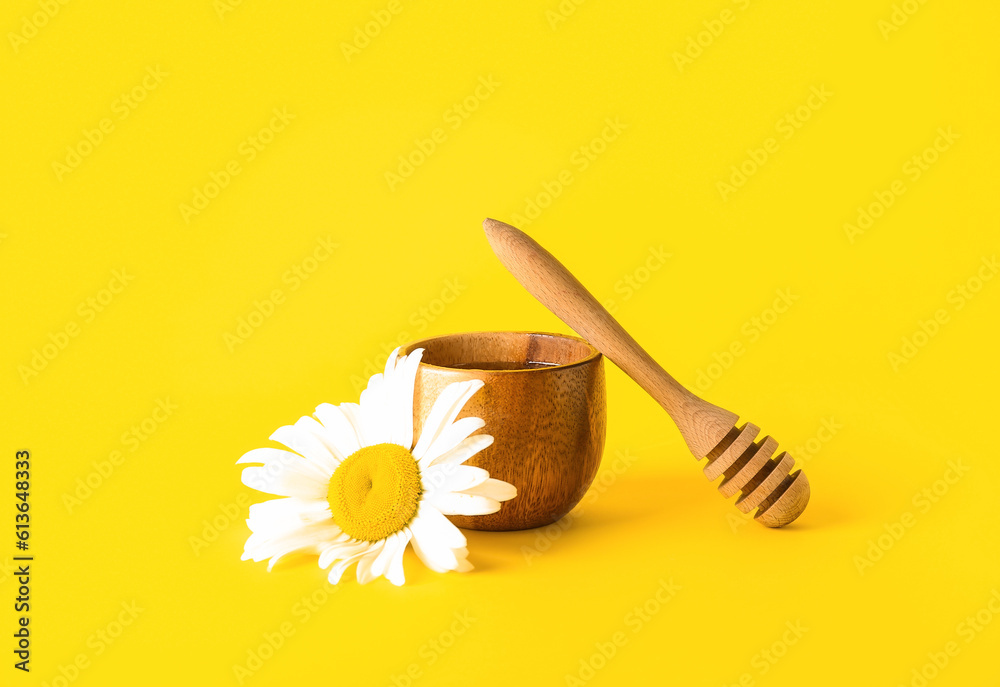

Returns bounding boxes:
[483,218,810,527]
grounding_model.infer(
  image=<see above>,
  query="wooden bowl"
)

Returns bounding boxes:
[401,331,606,531]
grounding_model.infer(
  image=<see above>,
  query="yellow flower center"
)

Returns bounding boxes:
[327,443,422,542]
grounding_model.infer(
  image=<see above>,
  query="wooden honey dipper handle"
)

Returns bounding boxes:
[483,218,810,527]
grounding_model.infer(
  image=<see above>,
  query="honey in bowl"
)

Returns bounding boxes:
[445,360,559,371]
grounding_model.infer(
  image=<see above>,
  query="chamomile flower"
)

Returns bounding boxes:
[238,347,515,585]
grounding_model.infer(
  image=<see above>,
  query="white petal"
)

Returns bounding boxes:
[239,449,329,498]
[290,415,348,471]
[340,404,369,446]
[236,447,324,473]
[381,349,409,449]
[318,539,368,570]
[263,540,313,572]
[427,434,494,468]
[242,521,343,570]
[382,348,400,378]
[384,530,411,586]
[314,403,362,457]
[328,544,375,584]
[356,540,385,584]
[409,519,458,573]
[358,372,391,445]
[413,380,485,464]
[357,347,424,451]
[368,533,395,579]
[270,423,338,477]
[247,497,331,534]
[455,553,474,573]
[359,372,384,410]
[460,478,517,503]
[393,348,423,450]
[370,531,404,580]
[421,416,486,465]
[412,504,466,548]
[407,504,468,573]
[422,464,490,494]
[425,491,501,516]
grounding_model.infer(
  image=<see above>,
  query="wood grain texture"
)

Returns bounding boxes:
[402,331,606,531]
[482,218,810,528]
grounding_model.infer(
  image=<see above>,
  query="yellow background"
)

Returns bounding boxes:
[2,1,999,685]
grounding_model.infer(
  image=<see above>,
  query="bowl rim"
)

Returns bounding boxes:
[400,330,602,374]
